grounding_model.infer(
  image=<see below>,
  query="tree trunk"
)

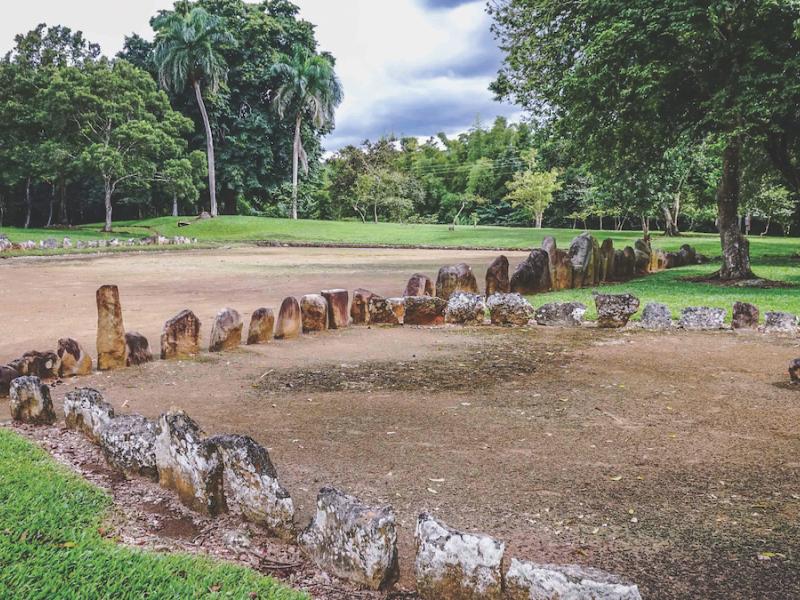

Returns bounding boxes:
[58,177,68,225]
[662,204,678,236]
[172,192,178,217]
[193,80,217,218]
[0,193,5,227]
[24,177,32,229]
[672,193,680,231]
[103,179,113,232]
[46,184,55,227]
[598,215,603,230]
[716,138,754,280]
[535,212,543,229]
[640,214,650,239]
[760,215,771,236]
[291,115,301,220]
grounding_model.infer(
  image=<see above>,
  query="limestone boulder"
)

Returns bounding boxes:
[209,308,243,351]
[321,289,350,329]
[125,332,153,366]
[368,297,405,325]
[640,303,672,330]
[415,513,505,600]
[208,434,294,539]
[9,376,56,424]
[510,249,552,295]
[790,359,800,384]
[732,302,760,330]
[436,263,479,302]
[161,309,201,359]
[57,338,92,377]
[99,414,158,480]
[505,559,642,600]
[404,296,447,326]
[154,411,225,515]
[0,365,20,397]
[351,289,379,325]
[763,311,799,334]
[10,350,60,379]
[594,293,640,328]
[485,256,510,296]
[64,388,114,443]
[299,486,399,590]
[301,294,329,333]
[96,284,127,370]
[247,308,274,345]
[535,302,586,327]
[679,307,726,330]
[403,273,434,297]
[445,293,486,325]
[486,293,534,326]
[275,297,302,339]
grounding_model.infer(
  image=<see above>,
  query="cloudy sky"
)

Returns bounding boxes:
[0,0,520,150]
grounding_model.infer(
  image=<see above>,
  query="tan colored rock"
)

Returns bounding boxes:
[247,308,274,344]
[11,350,60,379]
[436,263,479,301]
[542,237,573,291]
[403,273,434,297]
[368,297,405,325]
[321,289,350,329]
[125,332,153,366]
[161,309,201,359]
[209,308,243,352]
[9,376,56,425]
[351,288,378,325]
[599,238,615,282]
[96,285,127,370]
[485,256,510,296]
[404,296,447,326]
[301,294,329,333]
[58,338,93,377]
[275,297,302,339]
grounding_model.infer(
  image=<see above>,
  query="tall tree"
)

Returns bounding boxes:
[153,6,234,217]
[271,48,343,219]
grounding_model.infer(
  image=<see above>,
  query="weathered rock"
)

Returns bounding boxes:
[505,559,642,600]
[9,376,56,424]
[321,289,350,329]
[415,513,505,600]
[543,241,574,291]
[351,289,379,325]
[209,308,243,351]
[510,249,552,295]
[368,297,405,325]
[247,308,274,345]
[96,284,127,370]
[0,365,20,397]
[301,294,329,333]
[732,302,760,330]
[64,388,115,443]
[569,233,598,287]
[161,309,201,359]
[485,256,510,296]
[154,411,225,515]
[445,293,486,325]
[617,247,637,279]
[57,338,92,377]
[300,486,398,590]
[42,237,58,249]
[633,239,651,273]
[678,244,697,266]
[790,359,800,384]
[208,434,294,538]
[649,248,669,272]
[640,303,672,330]
[535,302,586,327]
[599,239,615,282]
[125,332,153,366]
[10,350,60,379]
[403,273,434,297]
[763,311,799,334]
[486,293,534,326]
[594,293,641,328]
[404,296,447,326]
[679,307,726,330]
[99,414,158,480]
[274,297,302,339]
[435,263,479,302]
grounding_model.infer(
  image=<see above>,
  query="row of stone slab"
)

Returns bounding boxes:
[0,233,196,252]
[7,376,641,599]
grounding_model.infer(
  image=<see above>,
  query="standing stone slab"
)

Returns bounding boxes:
[403,274,434,297]
[505,559,642,600]
[64,388,115,443]
[99,414,158,480]
[209,434,294,538]
[445,293,486,325]
[321,289,350,329]
[436,263,479,302]
[275,297,302,340]
[732,302,760,330]
[679,307,726,330]
[0,365,20,397]
[161,309,201,359]
[96,284,127,370]
[154,411,225,515]
[510,249,552,295]
[415,513,505,600]
[404,296,447,326]
[790,359,800,384]
[209,308,243,351]
[633,239,651,274]
[485,256,510,296]
[9,376,56,425]
[599,238,615,282]
[542,236,573,291]
[247,308,274,345]
[368,297,405,325]
[125,332,153,366]
[58,338,93,377]
[10,350,60,379]
[299,486,399,590]
[763,311,799,334]
[486,293,534,326]
[569,233,598,287]
[351,289,379,325]
[640,303,672,330]
[301,295,329,333]
[535,302,586,327]
[594,293,640,328]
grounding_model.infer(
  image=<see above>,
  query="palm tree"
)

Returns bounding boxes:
[271,49,343,220]
[153,7,233,217]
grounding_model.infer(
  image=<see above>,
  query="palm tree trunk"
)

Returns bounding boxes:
[193,80,217,218]
[292,115,301,220]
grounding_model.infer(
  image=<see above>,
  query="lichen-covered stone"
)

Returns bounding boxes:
[485,256,510,296]
[404,296,447,326]
[594,293,640,328]
[640,303,672,330]
[403,273,434,297]
[445,293,486,325]
[301,294,329,332]
[299,486,399,590]
[732,302,760,330]
[569,233,598,287]
[99,414,158,480]
[505,559,642,600]
[125,332,153,366]
[10,350,61,379]
[64,388,115,443]
[154,411,225,515]
[275,297,302,339]
[0,365,20,397]
[208,434,294,539]
[58,338,93,377]
[321,289,350,329]
[9,376,56,424]
[633,239,651,274]
[679,307,726,330]
[161,309,201,359]
[247,308,274,344]
[351,289,379,325]
[96,284,127,370]
[415,513,505,600]
[535,302,586,327]
[368,297,405,325]
[436,263,479,302]
[209,308,243,351]
[510,249,552,295]
[790,359,800,384]
[486,293,534,326]
[763,311,799,334]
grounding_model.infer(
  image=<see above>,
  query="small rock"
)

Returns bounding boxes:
[64,388,115,443]
[58,338,93,377]
[247,308,274,345]
[275,297,302,339]
[209,308,243,351]
[321,289,350,329]
[403,273,434,297]
[732,302,760,330]
[445,293,486,325]
[486,293,534,326]
[763,311,799,334]
[436,263,479,302]
[679,307,726,330]
[505,559,642,600]
[640,303,672,330]
[404,296,447,326]
[96,284,127,370]
[789,359,800,384]
[301,295,329,333]
[9,376,56,425]
[368,297,405,325]
[0,365,20,397]
[594,293,640,328]
[351,289,379,325]
[125,332,153,366]
[535,302,586,327]
[510,249,552,294]
[161,309,201,359]
[100,414,158,480]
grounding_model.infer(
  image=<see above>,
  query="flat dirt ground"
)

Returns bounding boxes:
[2,247,800,599]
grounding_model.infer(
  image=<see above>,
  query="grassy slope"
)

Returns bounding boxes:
[0,428,306,600]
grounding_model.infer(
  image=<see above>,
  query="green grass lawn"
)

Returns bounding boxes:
[0,428,306,600]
